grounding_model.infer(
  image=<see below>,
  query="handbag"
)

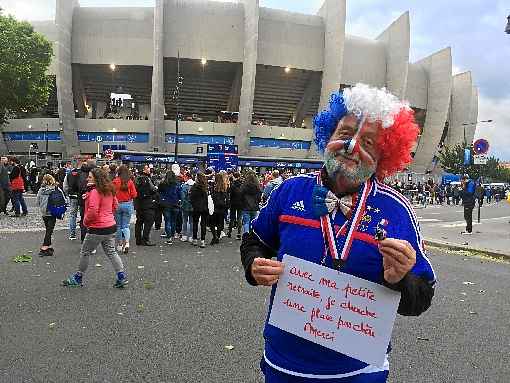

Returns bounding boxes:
[208,194,215,216]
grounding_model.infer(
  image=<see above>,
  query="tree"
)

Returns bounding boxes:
[437,143,508,182]
[0,8,53,125]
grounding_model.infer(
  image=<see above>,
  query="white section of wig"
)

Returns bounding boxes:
[343,83,411,128]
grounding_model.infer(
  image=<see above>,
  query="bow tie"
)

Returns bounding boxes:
[312,185,353,219]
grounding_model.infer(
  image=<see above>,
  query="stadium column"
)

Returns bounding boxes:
[308,0,346,158]
[237,0,260,155]
[447,72,474,147]
[151,0,166,153]
[55,0,80,158]
[375,12,410,99]
[411,48,453,173]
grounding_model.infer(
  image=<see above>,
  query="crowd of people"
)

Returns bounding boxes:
[388,179,509,207]
[0,154,297,287]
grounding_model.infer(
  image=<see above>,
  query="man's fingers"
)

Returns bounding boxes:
[379,247,410,267]
[254,257,284,268]
[253,265,284,276]
[257,275,280,286]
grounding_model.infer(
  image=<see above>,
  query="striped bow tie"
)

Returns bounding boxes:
[311,185,353,219]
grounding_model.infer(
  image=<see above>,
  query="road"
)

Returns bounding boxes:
[0,222,508,382]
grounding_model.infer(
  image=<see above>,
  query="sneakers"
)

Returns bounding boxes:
[460,231,472,235]
[236,234,242,240]
[123,244,129,254]
[174,233,180,240]
[113,271,128,288]
[166,238,173,245]
[200,240,206,248]
[181,235,188,242]
[62,272,83,287]
[220,231,226,239]
[160,232,168,238]
[69,234,77,241]
[188,237,193,244]
[39,248,54,257]
[193,239,198,246]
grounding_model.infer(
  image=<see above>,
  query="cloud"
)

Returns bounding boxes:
[475,95,510,161]
[1,0,55,21]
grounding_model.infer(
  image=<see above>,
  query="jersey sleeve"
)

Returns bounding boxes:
[251,181,286,251]
[395,205,436,284]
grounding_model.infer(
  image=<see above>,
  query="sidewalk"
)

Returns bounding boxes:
[418,203,510,259]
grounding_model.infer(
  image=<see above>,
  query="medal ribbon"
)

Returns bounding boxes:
[316,172,372,265]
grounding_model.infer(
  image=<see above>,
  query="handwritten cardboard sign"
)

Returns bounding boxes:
[268,254,401,366]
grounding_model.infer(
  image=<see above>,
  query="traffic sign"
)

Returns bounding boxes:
[473,139,489,155]
[474,154,488,165]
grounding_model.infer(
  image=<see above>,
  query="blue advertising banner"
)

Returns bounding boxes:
[3,131,61,141]
[207,144,239,171]
[166,134,235,145]
[249,137,311,150]
[463,148,472,166]
[78,132,149,143]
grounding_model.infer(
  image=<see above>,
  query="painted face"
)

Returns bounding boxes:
[324,114,381,189]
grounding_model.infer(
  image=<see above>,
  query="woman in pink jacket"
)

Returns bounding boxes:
[62,168,127,288]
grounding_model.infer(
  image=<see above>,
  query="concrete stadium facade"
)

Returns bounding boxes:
[0,0,478,173]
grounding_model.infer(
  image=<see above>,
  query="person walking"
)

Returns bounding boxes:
[210,173,229,245]
[63,160,83,240]
[9,159,28,217]
[62,168,127,288]
[134,165,158,246]
[227,171,243,240]
[112,165,137,254]
[190,172,209,248]
[240,170,262,235]
[36,174,58,257]
[180,175,195,243]
[461,175,476,235]
[158,170,181,244]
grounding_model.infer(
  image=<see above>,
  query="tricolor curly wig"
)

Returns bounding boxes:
[313,83,420,179]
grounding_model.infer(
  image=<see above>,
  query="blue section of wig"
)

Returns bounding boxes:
[313,91,348,153]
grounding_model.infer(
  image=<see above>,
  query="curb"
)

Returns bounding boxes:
[423,238,510,260]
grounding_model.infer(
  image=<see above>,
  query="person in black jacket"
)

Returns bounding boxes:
[210,172,229,245]
[134,165,158,246]
[63,160,83,240]
[227,171,243,240]
[240,170,262,234]
[189,172,209,248]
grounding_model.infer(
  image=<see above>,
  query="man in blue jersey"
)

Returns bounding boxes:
[241,83,436,382]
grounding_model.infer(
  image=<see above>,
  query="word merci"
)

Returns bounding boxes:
[269,255,401,366]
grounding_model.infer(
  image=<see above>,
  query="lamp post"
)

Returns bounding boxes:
[461,119,493,147]
[173,51,183,163]
[45,123,49,159]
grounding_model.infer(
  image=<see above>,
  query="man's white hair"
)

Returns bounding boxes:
[342,83,410,128]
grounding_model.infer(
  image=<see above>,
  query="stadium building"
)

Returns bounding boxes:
[0,0,478,173]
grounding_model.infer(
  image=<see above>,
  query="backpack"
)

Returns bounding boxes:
[47,187,68,219]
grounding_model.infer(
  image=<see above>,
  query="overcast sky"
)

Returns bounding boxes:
[1,0,509,160]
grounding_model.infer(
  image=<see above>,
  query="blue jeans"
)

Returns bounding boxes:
[163,207,179,238]
[68,198,79,236]
[115,201,134,242]
[182,210,193,238]
[12,190,27,215]
[242,210,259,234]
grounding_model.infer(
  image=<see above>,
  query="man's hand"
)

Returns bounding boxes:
[251,257,285,286]
[378,238,416,285]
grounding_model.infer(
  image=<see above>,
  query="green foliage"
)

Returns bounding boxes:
[0,9,53,124]
[437,143,509,182]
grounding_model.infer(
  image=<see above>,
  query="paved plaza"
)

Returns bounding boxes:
[1,196,509,382]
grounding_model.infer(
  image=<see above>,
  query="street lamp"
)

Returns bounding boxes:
[461,119,493,146]
[110,63,116,71]
[201,57,207,66]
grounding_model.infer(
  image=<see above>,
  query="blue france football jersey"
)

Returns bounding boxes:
[252,173,435,380]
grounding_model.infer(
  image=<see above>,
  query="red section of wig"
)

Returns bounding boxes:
[375,108,419,179]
